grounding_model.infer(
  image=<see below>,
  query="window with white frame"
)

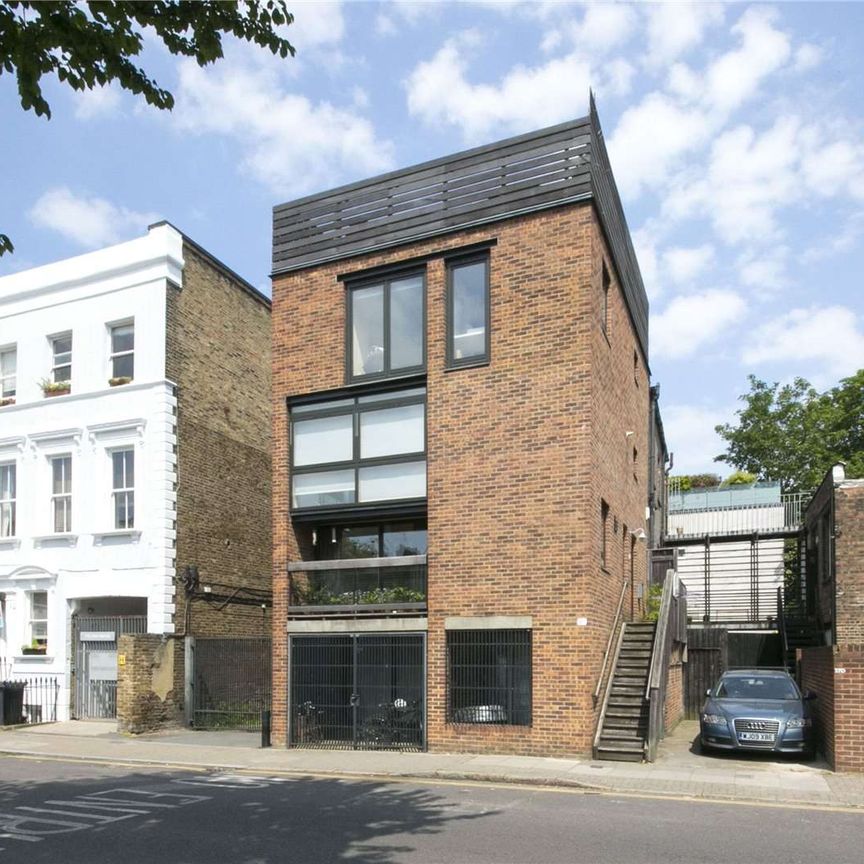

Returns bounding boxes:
[29,591,48,650]
[51,455,72,533]
[0,346,16,399]
[112,449,135,529]
[0,463,15,537]
[51,333,72,384]
[109,322,134,380]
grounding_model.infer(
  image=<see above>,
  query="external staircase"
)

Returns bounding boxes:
[593,621,655,762]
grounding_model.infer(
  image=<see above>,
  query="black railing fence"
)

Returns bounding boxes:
[0,675,60,725]
[288,558,427,616]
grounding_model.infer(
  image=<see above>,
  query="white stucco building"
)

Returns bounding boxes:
[1,220,272,725]
[0,225,184,719]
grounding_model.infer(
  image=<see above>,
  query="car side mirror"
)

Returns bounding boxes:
[705,689,712,697]
[802,690,817,701]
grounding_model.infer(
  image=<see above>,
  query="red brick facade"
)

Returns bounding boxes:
[271,202,650,756]
[800,477,864,771]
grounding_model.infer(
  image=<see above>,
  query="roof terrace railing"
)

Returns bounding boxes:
[667,491,810,539]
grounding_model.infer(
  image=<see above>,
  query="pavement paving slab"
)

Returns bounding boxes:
[1,719,862,810]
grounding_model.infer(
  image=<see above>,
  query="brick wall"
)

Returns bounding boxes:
[664,643,685,732]
[116,634,183,733]
[835,484,864,643]
[271,202,649,755]
[167,243,272,641]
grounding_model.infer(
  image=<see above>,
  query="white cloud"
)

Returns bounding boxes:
[28,187,159,249]
[610,6,795,199]
[632,226,660,300]
[651,290,746,360]
[173,55,394,197]
[800,211,864,263]
[289,1,345,49]
[736,247,789,293]
[663,244,715,286]
[73,84,121,120]
[662,403,733,475]
[742,306,864,381]
[703,6,791,113]
[642,2,724,68]
[405,33,592,141]
[566,3,637,53]
[794,42,823,72]
[608,93,711,198]
[663,115,864,245]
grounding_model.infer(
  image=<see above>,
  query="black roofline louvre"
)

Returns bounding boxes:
[271,96,648,357]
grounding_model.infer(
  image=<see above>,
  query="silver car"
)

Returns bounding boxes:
[700,669,815,758]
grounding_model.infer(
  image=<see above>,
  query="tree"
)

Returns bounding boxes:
[715,371,864,491]
[0,0,295,254]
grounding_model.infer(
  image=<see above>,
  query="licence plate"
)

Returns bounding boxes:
[739,732,774,742]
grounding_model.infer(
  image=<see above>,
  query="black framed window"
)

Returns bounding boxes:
[446,255,489,368]
[291,387,426,511]
[313,520,427,560]
[447,629,532,726]
[347,271,425,381]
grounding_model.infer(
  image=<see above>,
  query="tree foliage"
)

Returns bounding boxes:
[715,371,864,491]
[0,0,295,255]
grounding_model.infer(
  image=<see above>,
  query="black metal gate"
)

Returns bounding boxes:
[191,637,271,730]
[290,633,425,751]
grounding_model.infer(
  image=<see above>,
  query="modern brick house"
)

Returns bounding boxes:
[270,101,653,756]
[0,222,270,723]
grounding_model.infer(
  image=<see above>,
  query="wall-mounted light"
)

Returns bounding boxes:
[633,528,647,542]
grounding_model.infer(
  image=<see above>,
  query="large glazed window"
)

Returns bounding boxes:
[447,255,489,367]
[291,387,426,511]
[447,629,532,726]
[348,273,425,380]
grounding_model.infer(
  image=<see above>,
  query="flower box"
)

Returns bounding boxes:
[109,376,133,387]
[0,396,15,407]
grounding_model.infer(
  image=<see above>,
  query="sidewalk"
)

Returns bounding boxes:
[2,720,863,810]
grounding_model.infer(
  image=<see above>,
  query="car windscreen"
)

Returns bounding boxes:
[716,676,799,700]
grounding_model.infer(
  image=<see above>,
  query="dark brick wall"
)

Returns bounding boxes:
[836,485,864,644]
[167,243,272,641]
[271,202,649,755]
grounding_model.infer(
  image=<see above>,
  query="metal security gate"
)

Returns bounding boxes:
[191,637,271,730]
[74,615,147,719]
[290,633,425,751]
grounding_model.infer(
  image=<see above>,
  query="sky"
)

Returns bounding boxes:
[1,1,863,475]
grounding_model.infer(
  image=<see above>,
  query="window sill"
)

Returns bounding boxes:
[0,537,21,549]
[444,359,490,373]
[33,533,78,547]
[93,529,141,544]
[13,655,54,662]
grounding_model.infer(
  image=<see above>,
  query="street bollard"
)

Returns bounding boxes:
[261,709,271,748]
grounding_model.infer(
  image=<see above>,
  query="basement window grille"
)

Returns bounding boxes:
[446,629,532,726]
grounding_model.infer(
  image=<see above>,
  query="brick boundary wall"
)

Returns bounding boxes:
[833,645,864,771]
[664,644,685,733]
[800,646,835,767]
[117,634,184,734]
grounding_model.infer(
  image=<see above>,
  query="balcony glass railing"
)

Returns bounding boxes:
[288,556,427,617]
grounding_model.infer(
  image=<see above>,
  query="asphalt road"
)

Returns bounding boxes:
[0,755,861,863]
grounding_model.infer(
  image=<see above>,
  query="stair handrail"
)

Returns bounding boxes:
[645,569,675,762]
[777,586,790,670]
[594,579,630,704]
[592,613,627,757]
